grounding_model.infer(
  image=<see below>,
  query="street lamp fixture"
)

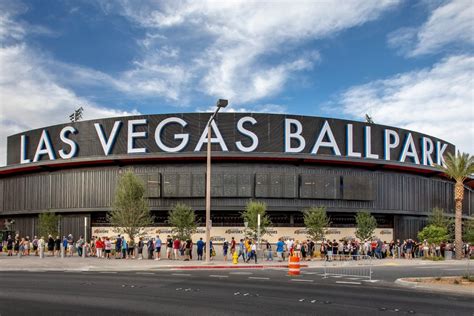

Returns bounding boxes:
[205,99,228,263]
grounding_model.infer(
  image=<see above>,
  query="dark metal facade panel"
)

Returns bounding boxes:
[0,162,472,218]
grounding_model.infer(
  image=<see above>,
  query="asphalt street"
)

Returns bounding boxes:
[0,266,472,316]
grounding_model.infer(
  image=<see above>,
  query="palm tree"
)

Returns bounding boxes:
[437,151,474,259]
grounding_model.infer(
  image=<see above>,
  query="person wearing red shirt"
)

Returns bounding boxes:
[95,237,104,258]
[173,238,181,260]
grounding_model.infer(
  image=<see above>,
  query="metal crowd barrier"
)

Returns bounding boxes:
[323,254,373,280]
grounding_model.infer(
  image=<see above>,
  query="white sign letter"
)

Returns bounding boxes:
[346,124,361,158]
[94,121,122,156]
[285,119,306,153]
[194,120,229,152]
[421,137,434,166]
[364,126,379,159]
[33,130,56,162]
[311,121,341,156]
[436,141,448,166]
[399,133,420,164]
[20,135,31,164]
[155,117,189,152]
[58,126,78,159]
[236,116,258,152]
[384,129,400,161]
[128,119,147,154]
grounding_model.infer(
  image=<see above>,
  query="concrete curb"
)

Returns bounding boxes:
[395,278,474,296]
[0,263,309,272]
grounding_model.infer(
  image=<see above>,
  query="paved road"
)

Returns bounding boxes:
[0,267,472,316]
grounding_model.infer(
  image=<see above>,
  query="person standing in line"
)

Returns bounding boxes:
[47,235,54,256]
[147,238,154,260]
[14,235,20,256]
[32,236,38,256]
[173,237,181,260]
[67,234,74,257]
[121,237,128,259]
[246,240,257,263]
[184,239,192,261]
[196,238,204,260]
[230,237,236,255]
[104,237,112,259]
[223,240,229,262]
[96,237,104,258]
[6,235,13,256]
[128,238,135,259]
[137,237,144,259]
[54,236,61,257]
[115,235,122,259]
[189,239,193,260]
[238,239,246,262]
[38,236,45,258]
[276,238,284,262]
[265,241,273,261]
[155,235,162,260]
[76,236,85,257]
[166,235,173,259]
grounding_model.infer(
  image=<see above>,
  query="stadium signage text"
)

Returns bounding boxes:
[11,114,451,167]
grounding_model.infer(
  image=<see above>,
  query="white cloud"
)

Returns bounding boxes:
[0,12,139,167]
[106,0,399,102]
[388,0,474,57]
[337,55,474,154]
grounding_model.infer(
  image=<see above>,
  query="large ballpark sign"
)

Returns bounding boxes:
[7,113,453,167]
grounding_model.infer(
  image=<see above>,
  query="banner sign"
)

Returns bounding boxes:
[8,113,453,167]
[91,226,394,244]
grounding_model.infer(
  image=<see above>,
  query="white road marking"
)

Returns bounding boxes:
[172,273,191,276]
[248,277,270,280]
[302,272,317,275]
[348,277,363,280]
[331,275,343,278]
[100,272,117,274]
[414,266,443,269]
[290,279,314,282]
[136,272,155,275]
[209,275,229,278]
[362,280,379,283]
[336,281,361,285]
[229,272,253,275]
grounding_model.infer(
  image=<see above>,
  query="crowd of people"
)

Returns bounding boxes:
[2,233,472,261]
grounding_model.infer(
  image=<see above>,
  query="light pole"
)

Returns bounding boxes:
[205,99,228,263]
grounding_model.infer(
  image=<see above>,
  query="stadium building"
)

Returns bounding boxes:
[1,113,473,242]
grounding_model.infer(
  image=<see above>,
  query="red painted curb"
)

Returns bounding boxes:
[170,264,309,270]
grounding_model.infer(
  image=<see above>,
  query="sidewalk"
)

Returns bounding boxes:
[0,254,470,272]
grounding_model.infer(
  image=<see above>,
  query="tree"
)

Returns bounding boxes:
[38,213,59,237]
[436,151,474,259]
[428,207,449,227]
[418,225,449,247]
[167,203,198,240]
[463,219,474,244]
[108,170,153,241]
[428,207,454,240]
[355,211,377,241]
[303,206,330,241]
[241,201,272,239]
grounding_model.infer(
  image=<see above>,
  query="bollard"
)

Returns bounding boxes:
[288,255,300,276]
[233,251,239,264]
[39,247,44,259]
[61,244,65,259]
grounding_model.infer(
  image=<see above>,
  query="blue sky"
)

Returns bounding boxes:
[0,0,473,165]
